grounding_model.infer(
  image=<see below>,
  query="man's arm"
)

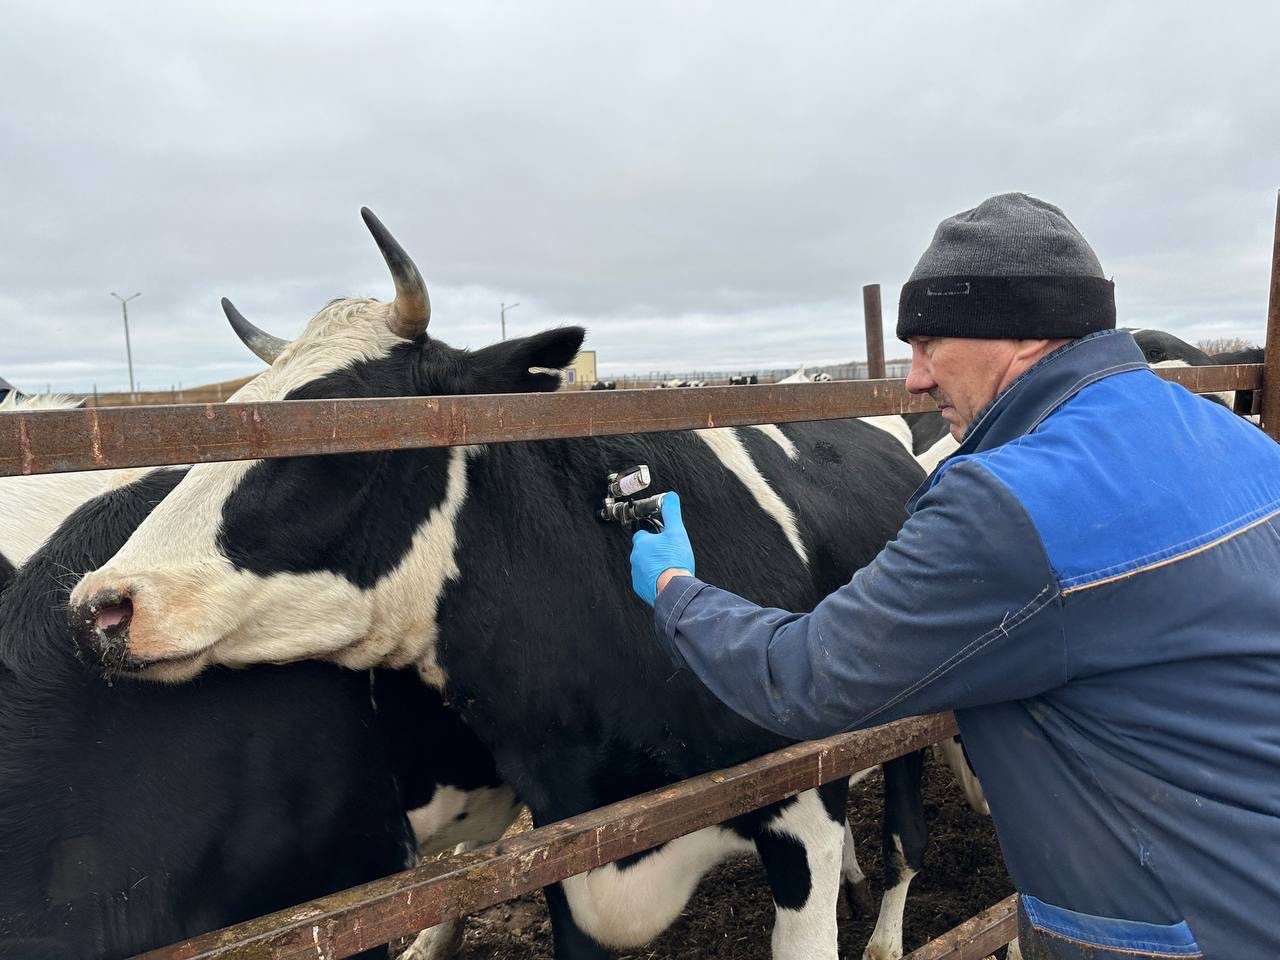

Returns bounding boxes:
[648,461,1067,740]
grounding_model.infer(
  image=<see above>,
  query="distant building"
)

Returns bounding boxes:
[565,349,597,388]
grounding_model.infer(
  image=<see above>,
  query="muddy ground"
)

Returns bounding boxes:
[442,750,1012,959]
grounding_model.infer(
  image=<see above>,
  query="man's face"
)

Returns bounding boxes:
[905,337,1024,439]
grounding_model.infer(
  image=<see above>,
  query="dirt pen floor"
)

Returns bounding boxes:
[439,749,1013,959]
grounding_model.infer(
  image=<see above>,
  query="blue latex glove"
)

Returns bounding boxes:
[630,492,696,606]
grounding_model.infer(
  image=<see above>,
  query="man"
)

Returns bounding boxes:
[630,193,1280,959]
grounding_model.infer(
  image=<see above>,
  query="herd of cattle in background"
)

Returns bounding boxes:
[0,211,1264,960]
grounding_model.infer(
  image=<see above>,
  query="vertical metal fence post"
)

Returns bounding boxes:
[862,283,886,380]
[1262,191,1280,441]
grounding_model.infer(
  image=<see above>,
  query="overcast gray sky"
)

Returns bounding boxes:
[3,1,1278,393]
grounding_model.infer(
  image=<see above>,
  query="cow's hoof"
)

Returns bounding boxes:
[395,920,465,960]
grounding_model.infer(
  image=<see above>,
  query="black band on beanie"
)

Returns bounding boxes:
[896,275,1116,340]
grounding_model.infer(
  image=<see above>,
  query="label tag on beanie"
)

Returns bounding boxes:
[926,281,971,297]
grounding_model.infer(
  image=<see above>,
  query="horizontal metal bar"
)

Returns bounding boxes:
[1,365,1262,478]
[902,894,1018,960]
[131,713,958,960]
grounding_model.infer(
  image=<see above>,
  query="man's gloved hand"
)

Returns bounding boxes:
[630,492,695,606]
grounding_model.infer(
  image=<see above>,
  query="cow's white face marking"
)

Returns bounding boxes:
[693,428,808,566]
[70,299,470,677]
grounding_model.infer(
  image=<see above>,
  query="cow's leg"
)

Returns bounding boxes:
[755,784,846,960]
[558,825,753,949]
[864,751,926,960]
[394,842,472,960]
[841,766,878,916]
[932,736,989,816]
[841,818,875,915]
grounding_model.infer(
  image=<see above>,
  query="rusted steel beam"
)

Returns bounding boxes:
[863,283,887,380]
[901,895,1018,960]
[131,713,957,960]
[0,379,934,478]
[1262,190,1280,441]
[0,365,1263,479]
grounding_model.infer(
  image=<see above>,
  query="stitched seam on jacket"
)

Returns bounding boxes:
[1026,363,1149,434]
[853,583,1058,727]
[1061,503,1280,592]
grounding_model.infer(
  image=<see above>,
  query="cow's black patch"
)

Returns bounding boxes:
[755,829,812,911]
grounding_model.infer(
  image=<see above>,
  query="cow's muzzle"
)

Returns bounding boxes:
[71,590,142,674]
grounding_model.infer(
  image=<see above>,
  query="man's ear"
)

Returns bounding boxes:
[467,326,587,393]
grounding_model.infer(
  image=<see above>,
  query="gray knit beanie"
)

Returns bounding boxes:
[897,192,1115,340]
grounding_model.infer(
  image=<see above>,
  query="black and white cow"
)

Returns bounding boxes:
[0,468,421,960]
[71,210,929,960]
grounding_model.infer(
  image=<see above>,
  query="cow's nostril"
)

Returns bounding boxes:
[94,597,133,634]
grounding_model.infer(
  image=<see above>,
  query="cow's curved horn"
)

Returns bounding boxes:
[222,298,288,364]
[361,207,430,340]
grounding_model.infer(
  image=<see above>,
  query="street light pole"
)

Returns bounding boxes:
[500,301,520,341]
[110,291,141,401]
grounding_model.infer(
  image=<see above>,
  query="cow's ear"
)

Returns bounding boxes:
[467,327,587,393]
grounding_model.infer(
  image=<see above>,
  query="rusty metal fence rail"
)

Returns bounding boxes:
[0,364,1266,479]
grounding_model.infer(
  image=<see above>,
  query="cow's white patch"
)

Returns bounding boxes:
[765,789,844,960]
[860,416,915,456]
[407,783,521,857]
[916,432,960,475]
[748,424,799,460]
[841,820,867,890]
[933,737,989,816]
[693,428,808,566]
[863,834,919,960]
[562,825,755,948]
[0,392,82,412]
[0,468,148,567]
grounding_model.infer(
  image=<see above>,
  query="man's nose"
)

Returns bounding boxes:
[905,359,935,395]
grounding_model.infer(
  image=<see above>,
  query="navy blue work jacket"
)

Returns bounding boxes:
[654,330,1280,958]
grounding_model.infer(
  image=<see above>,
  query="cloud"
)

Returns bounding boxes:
[2,1,1277,392]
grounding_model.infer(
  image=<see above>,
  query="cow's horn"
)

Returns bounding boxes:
[222,298,288,364]
[361,207,430,339]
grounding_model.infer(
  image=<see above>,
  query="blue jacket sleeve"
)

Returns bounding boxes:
[651,460,1067,740]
